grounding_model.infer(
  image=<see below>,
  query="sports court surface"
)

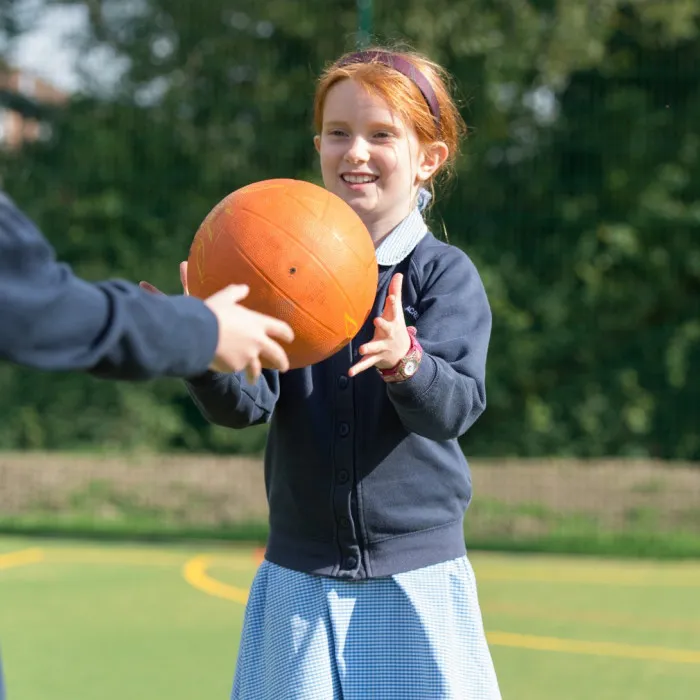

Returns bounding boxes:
[1,536,699,699]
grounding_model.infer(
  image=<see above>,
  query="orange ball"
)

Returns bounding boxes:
[186,178,378,369]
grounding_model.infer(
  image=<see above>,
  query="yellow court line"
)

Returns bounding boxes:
[0,547,44,571]
[47,546,189,559]
[3,545,700,667]
[42,547,257,569]
[182,553,700,666]
[52,545,255,557]
[475,568,700,587]
[44,554,187,567]
[482,601,700,634]
[0,546,257,573]
[487,631,700,665]
[182,554,250,605]
[3,544,699,585]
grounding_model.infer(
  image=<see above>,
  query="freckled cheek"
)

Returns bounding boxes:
[319,153,339,183]
[376,149,400,179]
[320,146,344,172]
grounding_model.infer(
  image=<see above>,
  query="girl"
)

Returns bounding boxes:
[185,47,500,699]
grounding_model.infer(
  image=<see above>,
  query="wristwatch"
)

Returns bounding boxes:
[377,326,423,383]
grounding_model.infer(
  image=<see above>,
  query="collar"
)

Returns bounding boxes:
[374,188,431,266]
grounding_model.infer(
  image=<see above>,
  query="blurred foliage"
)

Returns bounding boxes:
[1,0,699,458]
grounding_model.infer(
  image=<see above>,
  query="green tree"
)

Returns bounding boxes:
[2,0,699,458]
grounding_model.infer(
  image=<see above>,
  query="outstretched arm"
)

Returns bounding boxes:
[0,191,218,380]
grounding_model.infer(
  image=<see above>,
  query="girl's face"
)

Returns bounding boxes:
[314,78,446,242]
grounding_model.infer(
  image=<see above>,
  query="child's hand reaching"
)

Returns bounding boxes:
[140,261,294,381]
[348,273,411,377]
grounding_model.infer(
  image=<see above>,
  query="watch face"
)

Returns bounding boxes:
[403,360,417,377]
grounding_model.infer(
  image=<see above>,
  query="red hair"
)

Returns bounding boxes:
[313,46,467,192]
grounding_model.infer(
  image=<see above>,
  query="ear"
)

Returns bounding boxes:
[313,134,321,154]
[417,141,449,183]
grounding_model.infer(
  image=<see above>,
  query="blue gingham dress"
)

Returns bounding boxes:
[231,555,502,699]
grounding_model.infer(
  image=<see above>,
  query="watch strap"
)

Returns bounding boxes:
[377,326,422,383]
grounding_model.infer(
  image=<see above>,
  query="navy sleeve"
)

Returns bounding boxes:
[386,245,492,441]
[185,370,280,428]
[0,191,218,380]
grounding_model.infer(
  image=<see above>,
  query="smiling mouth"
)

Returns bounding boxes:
[341,174,379,185]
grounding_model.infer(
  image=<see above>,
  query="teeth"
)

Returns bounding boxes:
[343,174,377,184]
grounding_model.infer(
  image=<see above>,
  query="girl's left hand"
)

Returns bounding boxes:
[348,273,412,377]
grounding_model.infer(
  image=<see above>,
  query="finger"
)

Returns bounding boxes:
[383,294,397,322]
[179,261,190,296]
[393,290,403,320]
[258,337,291,373]
[348,353,380,377]
[263,317,295,344]
[208,358,228,373]
[373,316,392,333]
[139,281,164,295]
[359,339,388,356]
[389,273,403,301]
[245,357,262,384]
[217,284,250,304]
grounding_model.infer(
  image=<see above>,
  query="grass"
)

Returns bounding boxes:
[1,453,699,559]
[1,536,700,700]
[2,514,700,560]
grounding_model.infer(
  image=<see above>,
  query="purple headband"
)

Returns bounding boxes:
[337,50,441,130]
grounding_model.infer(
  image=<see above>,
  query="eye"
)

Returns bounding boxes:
[373,131,394,140]
[327,129,348,137]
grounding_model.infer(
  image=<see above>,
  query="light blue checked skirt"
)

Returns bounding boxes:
[231,555,501,700]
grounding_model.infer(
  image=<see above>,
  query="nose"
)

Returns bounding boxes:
[344,136,370,164]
